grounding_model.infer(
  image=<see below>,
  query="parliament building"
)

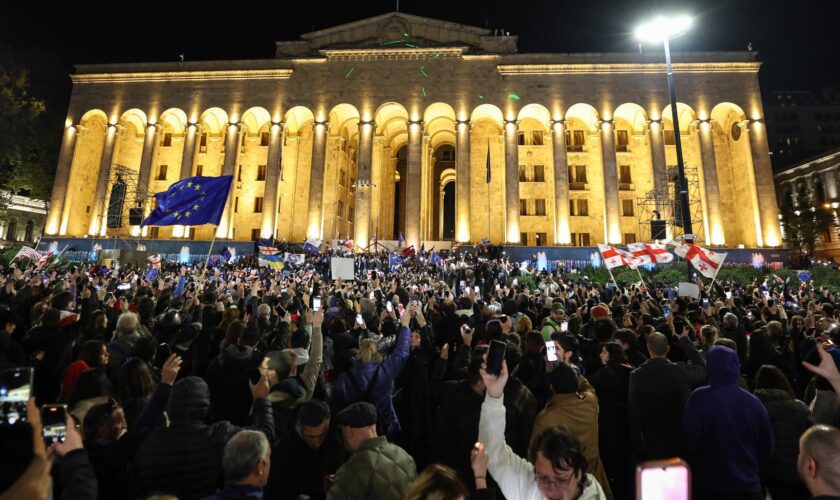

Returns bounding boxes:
[45,13,782,250]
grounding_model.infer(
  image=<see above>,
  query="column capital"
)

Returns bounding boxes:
[406,119,425,127]
[504,119,520,127]
[549,119,568,128]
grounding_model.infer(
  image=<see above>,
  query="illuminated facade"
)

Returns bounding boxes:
[46,13,781,249]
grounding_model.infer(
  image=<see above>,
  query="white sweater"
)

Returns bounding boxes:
[478,394,607,500]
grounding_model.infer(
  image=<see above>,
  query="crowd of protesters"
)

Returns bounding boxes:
[2,243,840,500]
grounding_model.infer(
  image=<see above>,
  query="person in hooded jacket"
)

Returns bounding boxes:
[23,308,74,404]
[330,302,412,439]
[683,345,775,500]
[131,371,274,499]
[260,308,324,443]
[206,322,264,426]
[753,364,813,500]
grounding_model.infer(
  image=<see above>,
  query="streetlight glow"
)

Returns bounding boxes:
[635,15,693,43]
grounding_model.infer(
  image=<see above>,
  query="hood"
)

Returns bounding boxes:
[220,344,260,369]
[167,376,211,422]
[707,345,740,387]
[269,377,305,400]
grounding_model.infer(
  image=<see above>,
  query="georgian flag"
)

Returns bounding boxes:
[148,254,162,269]
[597,244,641,269]
[342,240,354,250]
[671,241,728,279]
[258,245,280,256]
[627,243,674,268]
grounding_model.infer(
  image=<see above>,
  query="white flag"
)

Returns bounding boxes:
[671,241,727,279]
[627,242,674,268]
[597,244,641,269]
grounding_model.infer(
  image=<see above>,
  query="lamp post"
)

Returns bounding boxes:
[636,15,694,245]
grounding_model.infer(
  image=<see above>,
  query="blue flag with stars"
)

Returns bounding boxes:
[141,176,233,227]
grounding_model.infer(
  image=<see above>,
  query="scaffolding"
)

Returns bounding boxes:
[92,165,152,250]
[636,164,705,243]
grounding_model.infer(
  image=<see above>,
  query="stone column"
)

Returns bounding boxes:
[45,125,80,235]
[456,120,471,242]
[822,169,838,200]
[600,121,622,244]
[136,124,159,209]
[551,120,571,244]
[261,122,284,239]
[179,124,198,180]
[647,119,671,234]
[306,122,330,240]
[352,122,375,248]
[405,120,423,249]
[89,124,120,236]
[504,120,521,243]
[698,120,725,245]
[748,120,781,247]
[216,123,242,239]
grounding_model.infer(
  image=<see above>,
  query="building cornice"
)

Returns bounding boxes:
[319,47,466,61]
[497,62,761,76]
[71,69,294,84]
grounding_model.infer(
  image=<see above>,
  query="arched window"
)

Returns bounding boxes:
[24,220,34,242]
[6,219,17,241]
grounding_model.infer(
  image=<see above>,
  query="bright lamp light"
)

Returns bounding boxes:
[635,15,693,42]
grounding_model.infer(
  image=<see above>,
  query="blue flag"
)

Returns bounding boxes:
[429,251,442,265]
[142,176,233,227]
[304,238,322,254]
[389,252,404,272]
[398,233,405,247]
[220,246,232,264]
[145,267,160,281]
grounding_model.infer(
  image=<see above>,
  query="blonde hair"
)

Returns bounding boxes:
[357,338,383,364]
[516,314,532,335]
[404,464,467,500]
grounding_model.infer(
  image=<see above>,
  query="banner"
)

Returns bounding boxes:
[330,257,355,280]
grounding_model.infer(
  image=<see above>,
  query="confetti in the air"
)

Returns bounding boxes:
[419,66,429,78]
[344,67,355,79]
[508,93,521,100]
[422,87,427,97]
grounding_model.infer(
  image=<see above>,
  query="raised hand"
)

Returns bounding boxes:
[479,358,508,399]
[161,353,183,386]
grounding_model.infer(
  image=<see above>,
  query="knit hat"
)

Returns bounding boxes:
[590,304,610,320]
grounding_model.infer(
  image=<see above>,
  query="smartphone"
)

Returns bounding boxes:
[386,301,393,312]
[513,278,519,287]
[546,341,558,362]
[663,306,671,318]
[474,286,480,294]
[369,292,375,300]
[356,314,365,326]
[117,283,131,291]
[636,459,691,500]
[397,303,405,317]
[496,284,501,291]
[281,287,287,293]
[41,404,68,446]
[561,321,569,332]
[460,280,466,288]
[486,340,507,377]
[313,297,321,312]
[0,367,34,425]
[154,343,171,368]
[702,298,710,308]
[246,368,262,385]
[725,291,732,300]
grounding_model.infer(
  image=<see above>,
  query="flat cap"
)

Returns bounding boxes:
[335,401,377,428]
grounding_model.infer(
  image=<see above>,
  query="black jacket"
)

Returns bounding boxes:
[57,449,98,500]
[131,376,274,499]
[267,426,344,500]
[628,337,707,461]
[755,388,813,485]
[205,344,263,426]
[431,379,484,489]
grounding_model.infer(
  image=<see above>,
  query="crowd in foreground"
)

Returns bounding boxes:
[1,245,840,500]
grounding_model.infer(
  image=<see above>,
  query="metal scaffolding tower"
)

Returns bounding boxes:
[636,164,705,243]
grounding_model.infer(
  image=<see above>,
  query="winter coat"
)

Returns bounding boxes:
[628,337,707,461]
[131,376,274,499]
[201,483,263,500]
[268,426,344,500]
[503,376,537,458]
[432,379,484,488]
[325,436,417,500]
[589,362,633,500]
[478,394,607,500]
[24,323,73,404]
[684,346,775,493]
[530,379,613,500]
[205,344,263,426]
[755,388,813,485]
[330,326,410,437]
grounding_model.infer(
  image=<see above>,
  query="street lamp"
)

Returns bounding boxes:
[636,15,694,247]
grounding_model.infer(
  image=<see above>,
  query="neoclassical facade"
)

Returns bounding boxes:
[46,13,781,250]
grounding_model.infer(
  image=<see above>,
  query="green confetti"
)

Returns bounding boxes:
[403,32,410,37]
[419,66,429,78]
[508,93,521,100]
[380,39,406,45]
[422,87,427,97]
[405,43,418,48]
[478,95,485,100]
[344,67,354,79]
[431,54,440,59]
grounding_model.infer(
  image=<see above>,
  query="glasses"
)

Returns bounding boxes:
[535,472,575,489]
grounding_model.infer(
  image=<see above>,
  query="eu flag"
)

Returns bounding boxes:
[141,176,233,227]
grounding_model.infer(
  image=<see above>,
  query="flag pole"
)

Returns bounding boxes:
[606,266,619,289]
[636,267,646,286]
[708,255,726,298]
[205,226,218,268]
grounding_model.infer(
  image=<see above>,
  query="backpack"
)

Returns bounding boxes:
[348,367,392,436]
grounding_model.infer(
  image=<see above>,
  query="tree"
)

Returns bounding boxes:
[781,190,837,261]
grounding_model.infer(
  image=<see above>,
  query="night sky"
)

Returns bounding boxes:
[1,0,837,127]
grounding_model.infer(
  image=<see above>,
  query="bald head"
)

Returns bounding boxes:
[647,332,669,358]
[799,424,840,495]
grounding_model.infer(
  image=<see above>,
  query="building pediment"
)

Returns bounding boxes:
[275,12,517,58]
